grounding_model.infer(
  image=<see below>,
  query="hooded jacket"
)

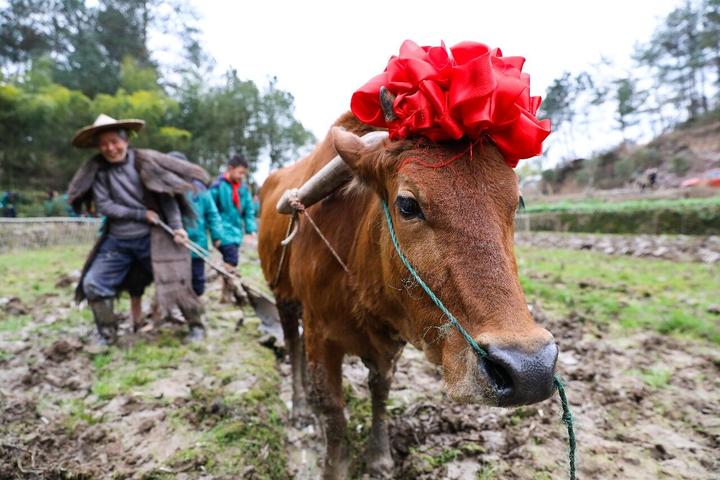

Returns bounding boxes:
[209,174,257,246]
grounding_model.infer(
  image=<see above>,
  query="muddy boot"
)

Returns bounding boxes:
[183,308,206,343]
[89,298,117,345]
[220,277,235,304]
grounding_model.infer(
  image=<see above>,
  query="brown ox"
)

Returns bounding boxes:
[258,112,557,479]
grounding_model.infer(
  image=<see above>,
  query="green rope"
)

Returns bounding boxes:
[381,200,576,480]
[553,376,577,480]
[381,201,488,359]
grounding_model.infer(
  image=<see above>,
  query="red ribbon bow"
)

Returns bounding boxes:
[350,40,551,167]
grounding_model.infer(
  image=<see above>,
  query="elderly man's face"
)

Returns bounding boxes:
[97,130,129,163]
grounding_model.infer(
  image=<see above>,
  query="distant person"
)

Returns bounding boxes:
[43,190,64,216]
[67,114,209,344]
[210,154,257,302]
[167,151,225,296]
[249,180,261,218]
[1,191,18,217]
[62,192,79,217]
[647,168,658,189]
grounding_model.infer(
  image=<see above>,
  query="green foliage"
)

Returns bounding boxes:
[120,56,160,93]
[614,77,645,137]
[0,1,315,195]
[671,153,691,175]
[523,203,720,235]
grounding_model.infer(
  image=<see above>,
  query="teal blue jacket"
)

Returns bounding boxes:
[184,182,225,258]
[209,174,257,246]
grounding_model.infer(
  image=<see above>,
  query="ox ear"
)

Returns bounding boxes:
[332,127,387,191]
[331,127,365,167]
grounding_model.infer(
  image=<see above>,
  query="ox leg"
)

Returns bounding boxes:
[308,340,349,480]
[277,300,309,421]
[362,357,396,477]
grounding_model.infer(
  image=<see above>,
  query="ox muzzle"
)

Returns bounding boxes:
[479,340,558,407]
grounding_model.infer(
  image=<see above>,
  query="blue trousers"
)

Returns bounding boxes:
[218,243,239,266]
[191,257,205,296]
[83,235,152,300]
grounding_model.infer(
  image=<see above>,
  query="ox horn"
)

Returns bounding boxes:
[276,130,388,214]
[379,86,397,122]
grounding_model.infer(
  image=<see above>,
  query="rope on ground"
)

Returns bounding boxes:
[381,199,577,480]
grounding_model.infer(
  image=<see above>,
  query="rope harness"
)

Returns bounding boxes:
[274,196,577,479]
[271,192,350,288]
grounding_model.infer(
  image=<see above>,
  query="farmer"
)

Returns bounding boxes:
[67,114,208,344]
[167,151,225,296]
[1,191,18,217]
[209,154,257,302]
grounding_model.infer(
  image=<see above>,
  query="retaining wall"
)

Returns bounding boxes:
[0,218,101,253]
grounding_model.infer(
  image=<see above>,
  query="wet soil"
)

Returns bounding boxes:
[282,308,720,479]
[515,232,720,264]
[1,253,718,479]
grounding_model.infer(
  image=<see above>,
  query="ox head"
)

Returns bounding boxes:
[331,123,557,407]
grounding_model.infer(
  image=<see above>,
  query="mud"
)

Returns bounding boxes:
[515,232,720,264]
[1,261,719,479]
[281,306,720,479]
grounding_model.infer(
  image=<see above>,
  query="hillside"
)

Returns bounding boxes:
[537,117,720,196]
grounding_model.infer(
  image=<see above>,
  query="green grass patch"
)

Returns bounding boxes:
[90,334,192,400]
[517,247,720,344]
[628,367,673,389]
[476,464,499,479]
[0,244,88,300]
[520,196,720,234]
[62,399,101,431]
[0,314,31,333]
[523,196,720,214]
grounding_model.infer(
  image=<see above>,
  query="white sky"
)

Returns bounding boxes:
[193,0,680,181]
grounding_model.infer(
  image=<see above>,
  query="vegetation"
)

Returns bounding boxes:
[523,196,720,214]
[0,0,314,191]
[519,198,720,235]
[517,246,720,344]
[539,0,720,188]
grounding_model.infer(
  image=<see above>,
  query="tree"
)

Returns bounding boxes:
[614,77,646,140]
[539,72,575,130]
[635,0,709,122]
[701,0,720,95]
[260,77,315,169]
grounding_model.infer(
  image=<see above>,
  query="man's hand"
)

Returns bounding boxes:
[145,210,160,225]
[173,228,189,245]
[214,240,221,248]
[244,233,257,244]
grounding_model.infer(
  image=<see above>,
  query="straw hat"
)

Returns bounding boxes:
[71,114,145,148]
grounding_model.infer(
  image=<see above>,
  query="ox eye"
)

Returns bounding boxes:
[395,195,424,220]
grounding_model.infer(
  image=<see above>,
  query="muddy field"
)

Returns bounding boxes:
[1,243,718,479]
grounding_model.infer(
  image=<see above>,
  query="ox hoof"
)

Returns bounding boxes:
[290,400,313,426]
[366,452,394,478]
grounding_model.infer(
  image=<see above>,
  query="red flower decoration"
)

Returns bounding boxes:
[350,40,551,167]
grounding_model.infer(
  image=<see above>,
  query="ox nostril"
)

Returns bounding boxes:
[481,356,513,394]
[481,342,558,407]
